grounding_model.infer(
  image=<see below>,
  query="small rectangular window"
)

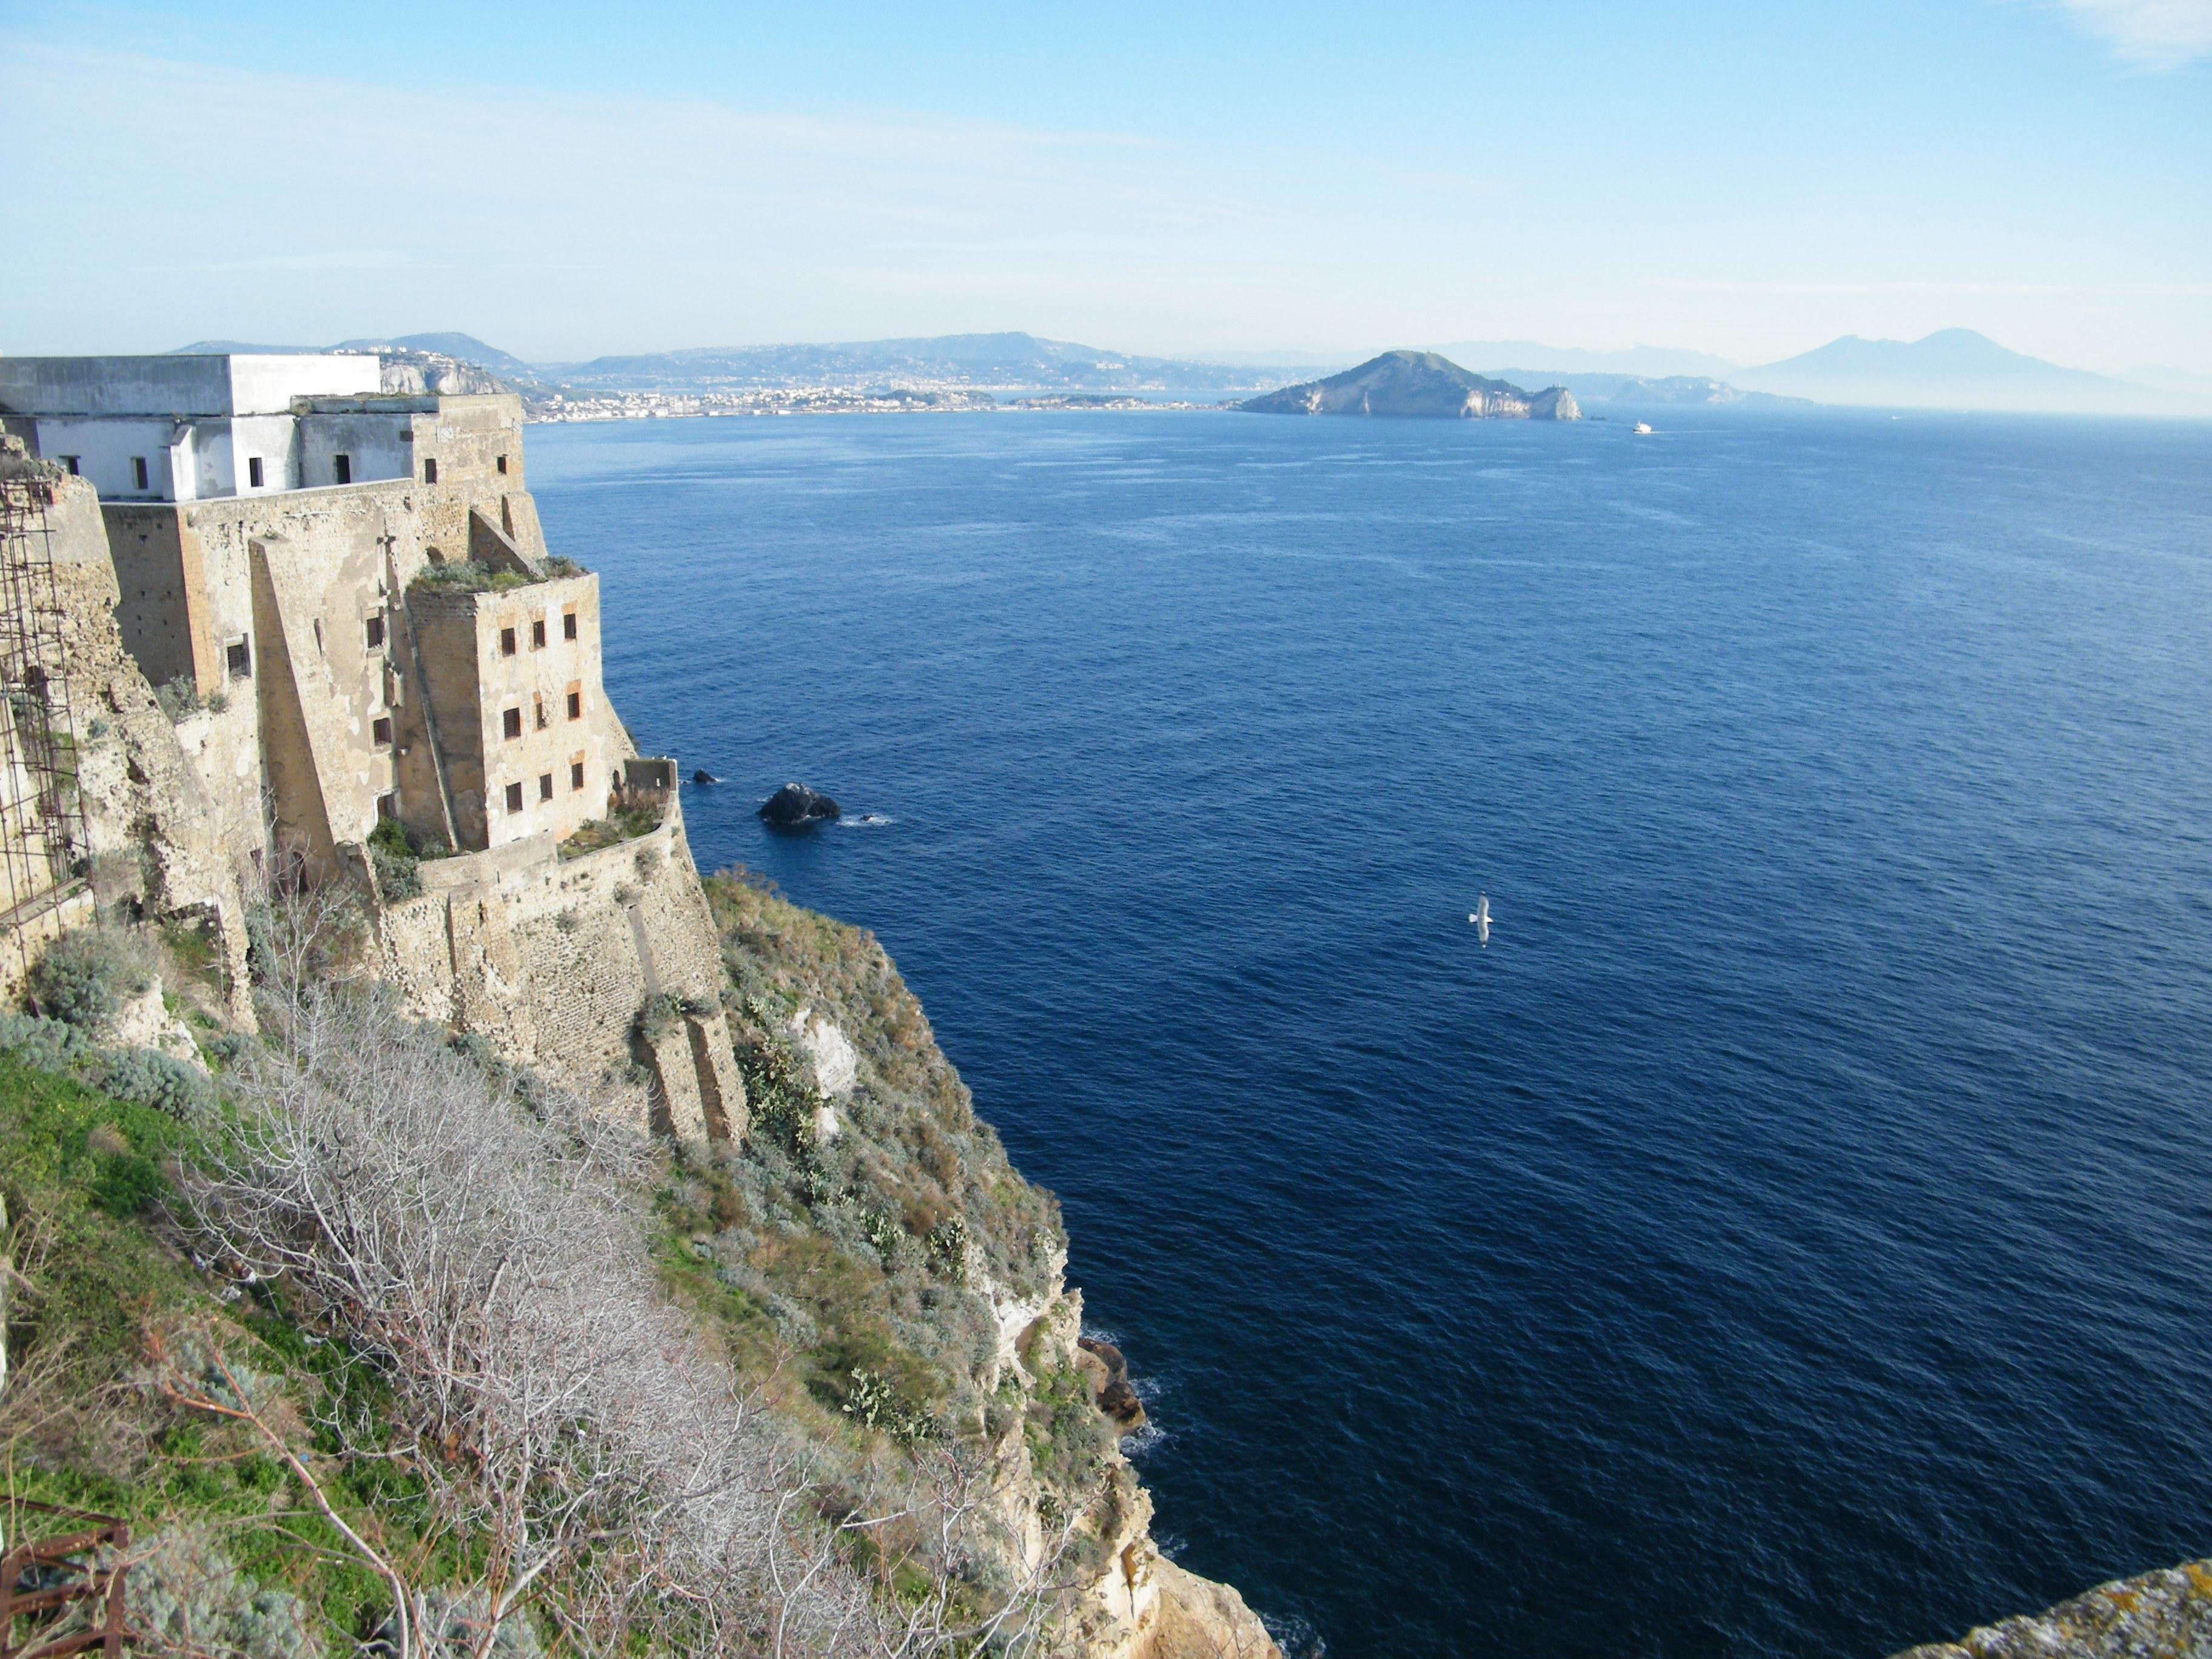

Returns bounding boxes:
[566,689,581,721]
[534,694,547,730]
[531,618,546,649]
[562,611,578,642]
[500,626,517,657]
[61,457,79,475]
[226,640,252,679]
[423,458,438,484]
[364,614,386,650]
[377,791,398,820]
[247,457,264,488]
[504,781,524,813]
[538,772,554,802]
[502,707,522,740]
[132,457,149,490]
[570,760,585,791]
[334,454,352,484]
[497,454,509,475]
[372,716,393,747]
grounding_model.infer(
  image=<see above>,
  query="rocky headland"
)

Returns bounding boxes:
[1239,349,1581,420]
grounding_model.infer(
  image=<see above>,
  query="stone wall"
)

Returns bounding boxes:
[373,793,744,1142]
[400,397,531,507]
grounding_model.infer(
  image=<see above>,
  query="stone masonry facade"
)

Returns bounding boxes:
[0,371,743,1144]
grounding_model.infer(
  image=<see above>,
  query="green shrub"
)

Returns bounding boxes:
[154,677,204,720]
[634,992,683,1042]
[87,1045,217,1121]
[408,560,530,595]
[28,927,153,1030]
[367,816,425,900]
[0,1009,93,1070]
[926,1215,969,1282]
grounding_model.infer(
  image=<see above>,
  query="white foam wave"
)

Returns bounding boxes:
[1121,1421,1166,1457]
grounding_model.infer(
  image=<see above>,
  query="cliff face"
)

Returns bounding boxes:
[688,872,1280,1658]
[1241,350,1581,420]
[1894,1561,2212,1659]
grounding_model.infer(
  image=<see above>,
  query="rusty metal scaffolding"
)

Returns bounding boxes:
[0,1501,130,1659]
[0,479,90,992]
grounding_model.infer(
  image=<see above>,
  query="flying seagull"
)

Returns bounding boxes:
[1469,893,1491,947]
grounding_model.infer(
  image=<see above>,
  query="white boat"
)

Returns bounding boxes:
[1469,893,1491,946]
[1633,421,1654,435]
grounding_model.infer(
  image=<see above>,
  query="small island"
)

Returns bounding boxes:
[1241,349,1581,420]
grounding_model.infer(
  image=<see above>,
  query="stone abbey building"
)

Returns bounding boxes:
[0,354,743,1142]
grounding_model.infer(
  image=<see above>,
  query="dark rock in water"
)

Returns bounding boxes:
[692,768,719,785]
[759,782,841,826]
[1078,1335,1147,1433]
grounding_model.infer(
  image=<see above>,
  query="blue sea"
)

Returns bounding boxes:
[530,408,2212,1659]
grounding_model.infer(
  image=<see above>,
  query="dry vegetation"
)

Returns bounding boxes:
[0,885,1114,1658]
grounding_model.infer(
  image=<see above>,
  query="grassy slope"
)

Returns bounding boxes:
[0,1057,395,1646]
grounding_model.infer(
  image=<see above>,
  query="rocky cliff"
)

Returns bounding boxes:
[689,871,1281,1658]
[1894,1560,2212,1659]
[1240,349,1581,420]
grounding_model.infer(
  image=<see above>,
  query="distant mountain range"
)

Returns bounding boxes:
[536,332,1281,394]
[1734,329,2199,415]
[161,327,2206,417]
[1239,352,1580,420]
[1438,340,1741,380]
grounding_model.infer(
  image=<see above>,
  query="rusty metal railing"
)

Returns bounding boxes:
[0,1501,129,1659]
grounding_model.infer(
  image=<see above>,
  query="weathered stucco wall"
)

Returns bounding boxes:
[1,357,388,506]
[0,355,236,418]
[410,572,620,850]
[296,409,414,489]
[28,416,183,503]
[374,795,743,1141]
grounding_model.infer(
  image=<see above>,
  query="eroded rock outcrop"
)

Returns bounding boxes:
[6,463,255,1021]
[1894,1561,2212,1659]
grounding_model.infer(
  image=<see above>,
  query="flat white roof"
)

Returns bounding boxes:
[0,354,383,418]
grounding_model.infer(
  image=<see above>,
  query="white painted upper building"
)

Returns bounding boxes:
[0,353,425,503]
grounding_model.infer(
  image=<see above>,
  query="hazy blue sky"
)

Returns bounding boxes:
[5,1,2207,370]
